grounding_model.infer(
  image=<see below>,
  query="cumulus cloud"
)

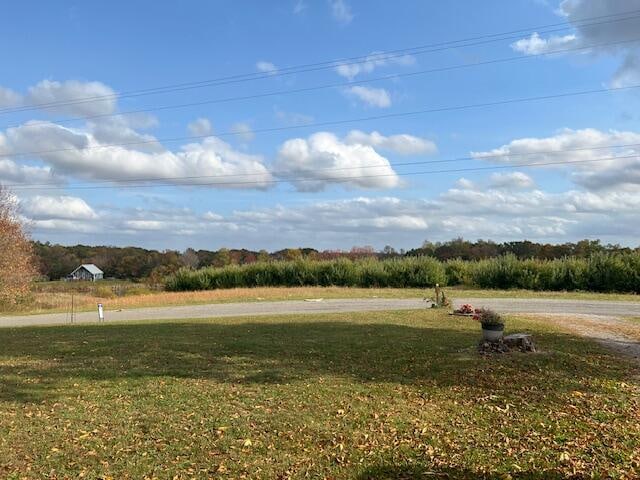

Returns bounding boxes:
[18,176,640,248]
[4,121,273,189]
[88,115,164,153]
[188,118,213,136]
[256,61,278,75]
[0,86,22,108]
[345,86,391,108]
[335,51,415,79]
[345,130,437,155]
[472,128,640,190]
[21,195,98,220]
[26,79,116,116]
[611,52,640,88]
[511,32,577,55]
[0,158,55,185]
[329,0,353,24]
[489,172,535,189]
[511,0,640,87]
[275,132,400,191]
[231,122,255,143]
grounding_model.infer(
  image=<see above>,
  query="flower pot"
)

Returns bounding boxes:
[481,323,504,342]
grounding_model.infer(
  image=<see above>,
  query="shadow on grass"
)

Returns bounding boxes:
[357,463,569,479]
[0,319,634,403]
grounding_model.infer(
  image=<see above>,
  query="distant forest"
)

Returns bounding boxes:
[33,239,638,282]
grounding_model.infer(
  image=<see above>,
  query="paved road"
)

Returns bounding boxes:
[1,297,640,328]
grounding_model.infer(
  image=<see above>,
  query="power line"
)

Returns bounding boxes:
[2,82,639,160]
[5,34,640,132]
[2,9,639,116]
[6,141,640,189]
[6,153,637,191]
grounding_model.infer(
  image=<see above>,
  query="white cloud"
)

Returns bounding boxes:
[489,172,535,189]
[88,116,164,153]
[611,52,640,88]
[124,220,166,231]
[0,158,55,184]
[455,178,475,189]
[0,86,22,108]
[231,122,255,143]
[345,86,391,108]
[4,121,273,189]
[511,32,577,55]
[329,0,353,24]
[19,179,640,248]
[21,195,98,220]
[275,132,400,191]
[188,118,212,136]
[472,128,640,190]
[26,79,116,116]
[335,51,415,79]
[28,218,101,234]
[511,0,640,87]
[345,130,437,155]
[203,211,224,221]
[256,61,278,75]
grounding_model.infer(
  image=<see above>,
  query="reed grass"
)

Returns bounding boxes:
[166,252,640,293]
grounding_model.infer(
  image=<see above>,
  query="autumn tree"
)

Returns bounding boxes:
[0,187,37,305]
[180,248,200,269]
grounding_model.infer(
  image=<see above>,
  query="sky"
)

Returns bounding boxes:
[1,0,640,251]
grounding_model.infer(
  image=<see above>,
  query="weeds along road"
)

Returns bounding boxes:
[1,297,640,328]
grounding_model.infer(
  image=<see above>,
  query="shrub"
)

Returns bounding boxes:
[164,252,640,294]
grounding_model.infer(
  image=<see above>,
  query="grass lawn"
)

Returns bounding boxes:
[5,284,640,316]
[0,311,638,479]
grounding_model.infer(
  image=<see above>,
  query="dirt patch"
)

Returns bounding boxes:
[539,314,640,363]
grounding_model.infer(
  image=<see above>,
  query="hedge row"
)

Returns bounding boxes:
[165,252,640,293]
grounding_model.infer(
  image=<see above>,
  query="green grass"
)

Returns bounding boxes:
[1,311,638,478]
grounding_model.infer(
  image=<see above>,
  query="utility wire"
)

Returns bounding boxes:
[2,82,639,160]
[6,153,637,191]
[1,9,639,116]
[5,34,640,132]
[6,141,640,189]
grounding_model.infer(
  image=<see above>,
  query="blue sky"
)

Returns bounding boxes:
[1,0,640,251]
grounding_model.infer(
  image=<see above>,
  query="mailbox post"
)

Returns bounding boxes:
[97,303,104,322]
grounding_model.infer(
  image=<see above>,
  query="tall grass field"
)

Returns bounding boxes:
[166,252,640,293]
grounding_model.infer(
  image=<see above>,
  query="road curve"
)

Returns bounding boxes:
[1,297,640,328]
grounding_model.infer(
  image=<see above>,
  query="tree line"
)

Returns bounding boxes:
[32,238,638,282]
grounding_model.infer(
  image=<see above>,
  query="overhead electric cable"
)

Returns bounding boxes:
[1,82,639,160]
[1,9,639,116]
[6,153,637,191]
[5,141,640,189]
[5,34,640,132]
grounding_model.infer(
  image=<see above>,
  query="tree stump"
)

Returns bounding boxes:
[504,333,536,352]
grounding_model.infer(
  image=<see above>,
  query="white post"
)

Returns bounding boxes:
[97,303,104,322]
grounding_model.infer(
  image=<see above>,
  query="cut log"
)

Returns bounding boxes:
[504,333,536,352]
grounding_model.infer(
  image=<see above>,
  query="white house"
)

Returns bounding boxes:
[67,264,104,281]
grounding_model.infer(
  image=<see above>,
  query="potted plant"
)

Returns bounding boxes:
[473,308,505,342]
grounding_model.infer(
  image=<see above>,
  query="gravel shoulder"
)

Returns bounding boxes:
[535,314,640,363]
[2,297,640,328]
